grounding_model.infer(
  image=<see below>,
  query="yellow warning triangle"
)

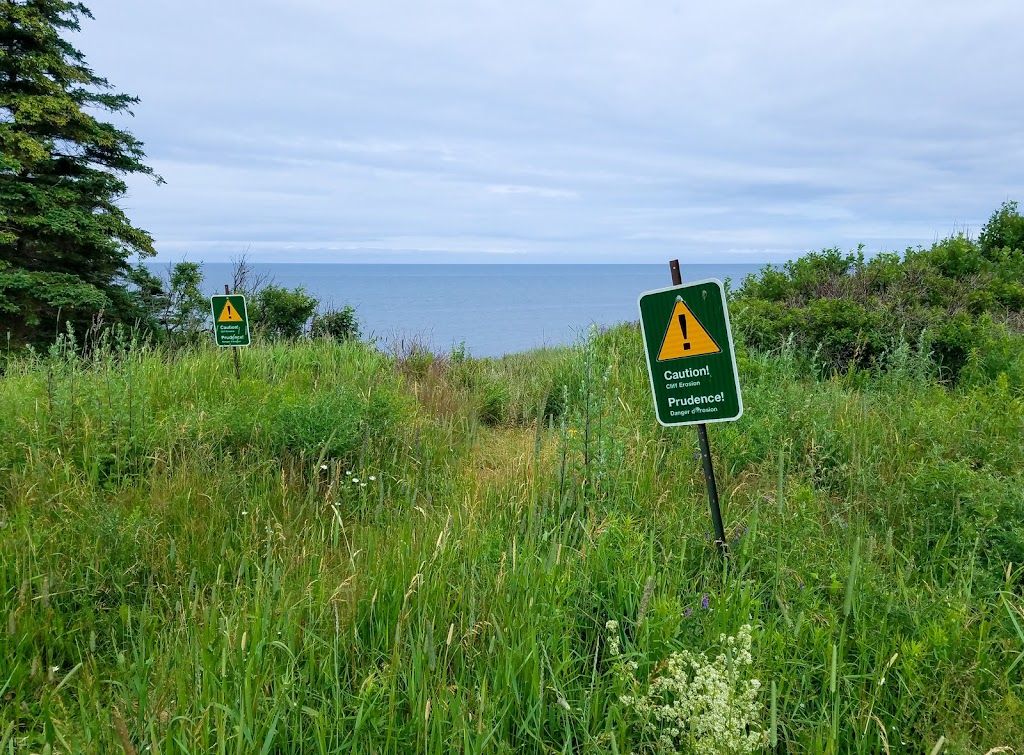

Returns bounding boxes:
[657,298,721,361]
[218,300,243,323]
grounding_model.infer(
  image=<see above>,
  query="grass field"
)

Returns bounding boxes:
[1,326,1023,753]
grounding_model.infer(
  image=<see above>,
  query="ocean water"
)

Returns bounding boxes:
[187,263,762,357]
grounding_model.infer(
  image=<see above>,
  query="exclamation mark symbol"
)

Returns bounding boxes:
[679,314,691,351]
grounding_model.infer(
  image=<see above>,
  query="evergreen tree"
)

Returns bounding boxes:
[0,0,161,346]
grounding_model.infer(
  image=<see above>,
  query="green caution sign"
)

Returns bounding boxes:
[638,279,742,426]
[211,295,250,347]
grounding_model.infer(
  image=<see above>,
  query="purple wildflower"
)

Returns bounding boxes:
[701,594,710,610]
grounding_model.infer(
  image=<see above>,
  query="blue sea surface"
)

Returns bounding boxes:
[187,263,762,358]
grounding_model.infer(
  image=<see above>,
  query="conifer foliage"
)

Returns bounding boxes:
[0,0,160,346]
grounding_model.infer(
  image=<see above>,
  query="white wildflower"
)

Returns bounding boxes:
[609,622,767,755]
[369,475,376,481]
[606,620,621,658]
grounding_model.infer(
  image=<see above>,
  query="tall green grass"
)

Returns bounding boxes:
[1,328,1022,753]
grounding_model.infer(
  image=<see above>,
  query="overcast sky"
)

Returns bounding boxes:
[76,0,1023,264]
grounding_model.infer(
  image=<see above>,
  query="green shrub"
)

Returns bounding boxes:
[160,261,209,345]
[958,327,1024,390]
[979,200,1024,257]
[732,201,1024,384]
[862,251,904,293]
[928,313,986,378]
[312,305,360,342]
[251,284,319,339]
[729,299,792,353]
[783,246,858,299]
[992,279,1024,310]
[800,298,885,370]
[741,265,792,302]
[925,233,986,278]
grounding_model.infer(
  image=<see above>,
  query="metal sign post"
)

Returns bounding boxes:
[637,261,744,550]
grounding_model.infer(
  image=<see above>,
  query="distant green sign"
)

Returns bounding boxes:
[211,295,250,347]
[638,279,742,426]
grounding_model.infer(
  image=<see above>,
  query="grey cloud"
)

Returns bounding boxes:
[78,0,1024,263]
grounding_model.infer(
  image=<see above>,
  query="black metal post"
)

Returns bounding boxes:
[669,260,727,551]
[226,283,241,381]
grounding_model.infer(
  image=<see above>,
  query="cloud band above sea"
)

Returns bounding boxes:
[79,0,1023,263]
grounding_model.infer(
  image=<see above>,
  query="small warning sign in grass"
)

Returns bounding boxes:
[211,295,250,347]
[638,279,742,426]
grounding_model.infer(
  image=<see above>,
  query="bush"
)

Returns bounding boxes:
[800,298,884,370]
[741,265,792,302]
[925,233,986,278]
[252,285,319,339]
[312,305,360,342]
[160,261,208,345]
[732,201,1024,383]
[979,200,1024,257]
